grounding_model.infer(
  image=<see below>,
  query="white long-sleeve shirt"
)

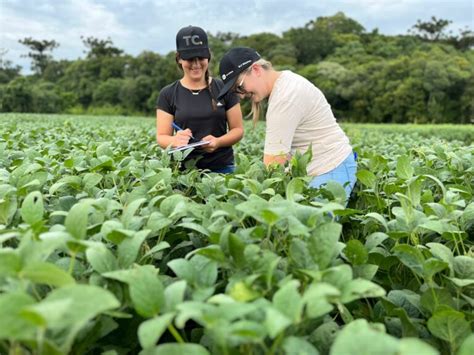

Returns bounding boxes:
[264,71,352,176]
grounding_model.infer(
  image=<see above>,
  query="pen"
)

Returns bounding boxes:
[172,122,194,139]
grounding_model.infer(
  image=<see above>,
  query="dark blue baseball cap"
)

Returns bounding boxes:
[176,25,210,60]
[217,47,261,100]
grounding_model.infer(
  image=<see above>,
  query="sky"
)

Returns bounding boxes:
[1,0,473,73]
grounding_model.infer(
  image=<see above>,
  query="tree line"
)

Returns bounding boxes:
[0,12,473,123]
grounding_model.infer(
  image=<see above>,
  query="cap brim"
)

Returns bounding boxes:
[179,48,210,60]
[217,76,238,100]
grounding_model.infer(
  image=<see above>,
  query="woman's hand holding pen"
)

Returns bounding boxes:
[172,129,193,147]
[201,135,220,153]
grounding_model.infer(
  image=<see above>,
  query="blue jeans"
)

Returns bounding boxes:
[209,165,235,174]
[309,152,357,203]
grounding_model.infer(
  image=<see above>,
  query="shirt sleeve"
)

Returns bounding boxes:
[156,86,174,115]
[264,99,303,155]
[223,91,240,110]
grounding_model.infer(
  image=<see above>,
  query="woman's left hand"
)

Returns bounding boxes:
[201,135,220,153]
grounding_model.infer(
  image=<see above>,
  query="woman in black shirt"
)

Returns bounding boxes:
[156,26,243,173]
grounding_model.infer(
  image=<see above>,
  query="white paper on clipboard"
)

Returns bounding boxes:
[168,140,210,154]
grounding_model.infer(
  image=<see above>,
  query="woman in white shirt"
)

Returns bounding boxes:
[217,47,357,202]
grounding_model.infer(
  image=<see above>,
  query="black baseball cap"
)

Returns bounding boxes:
[217,47,261,100]
[176,25,210,60]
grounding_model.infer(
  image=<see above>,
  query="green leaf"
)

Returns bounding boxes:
[286,177,305,201]
[20,261,75,287]
[458,334,474,355]
[138,313,175,349]
[353,264,378,280]
[264,307,292,338]
[20,191,44,225]
[391,307,419,337]
[142,241,170,260]
[191,255,218,288]
[446,277,474,288]
[164,280,187,313]
[392,244,425,277]
[0,292,37,340]
[387,289,422,318]
[65,201,93,240]
[287,215,310,237]
[49,176,82,194]
[397,338,439,355]
[129,268,165,317]
[423,258,448,282]
[105,265,165,318]
[419,220,448,235]
[427,309,471,352]
[340,279,386,303]
[0,249,21,277]
[308,223,342,269]
[177,222,209,236]
[167,258,196,284]
[195,245,227,263]
[121,198,146,229]
[324,180,347,204]
[118,230,150,268]
[420,287,455,315]
[96,142,114,157]
[365,213,388,231]
[322,264,353,290]
[453,256,474,279]
[344,239,368,265]
[396,155,414,180]
[227,320,267,343]
[331,319,398,354]
[82,173,102,189]
[407,177,422,207]
[273,280,302,322]
[235,195,268,220]
[427,243,454,274]
[229,281,260,302]
[303,282,340,318]
[140,343,210,355]
[282,336,319,355]
[365,232,389,251]
[44,284,119,352]
[86,243,119,274]
[309,321,339,354]
[357,169,376,188]
[289,238,315,269]
[461,203,474,227]
[146,212,172,232]
[160,195,188,218]
[228,233,245,267]
[21,299,71,327]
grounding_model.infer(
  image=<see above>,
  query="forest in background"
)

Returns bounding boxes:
[0,12,473,123]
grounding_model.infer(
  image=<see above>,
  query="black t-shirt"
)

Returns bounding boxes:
[156,79,239,170]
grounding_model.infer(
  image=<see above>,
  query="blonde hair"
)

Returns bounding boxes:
[248,59,273,125]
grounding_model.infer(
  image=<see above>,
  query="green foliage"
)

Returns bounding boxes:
[1,13,471,124]
[18,37,59,75]
[0,114,472,353]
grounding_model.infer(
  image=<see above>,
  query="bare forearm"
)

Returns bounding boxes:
[156,134,174,149]
[216,128,244,147]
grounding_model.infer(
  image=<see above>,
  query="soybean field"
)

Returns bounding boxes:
[0,114,473,355]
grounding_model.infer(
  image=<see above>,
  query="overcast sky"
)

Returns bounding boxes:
[1,0,472,73]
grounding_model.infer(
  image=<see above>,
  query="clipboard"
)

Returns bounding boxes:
[168,140,210,154]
